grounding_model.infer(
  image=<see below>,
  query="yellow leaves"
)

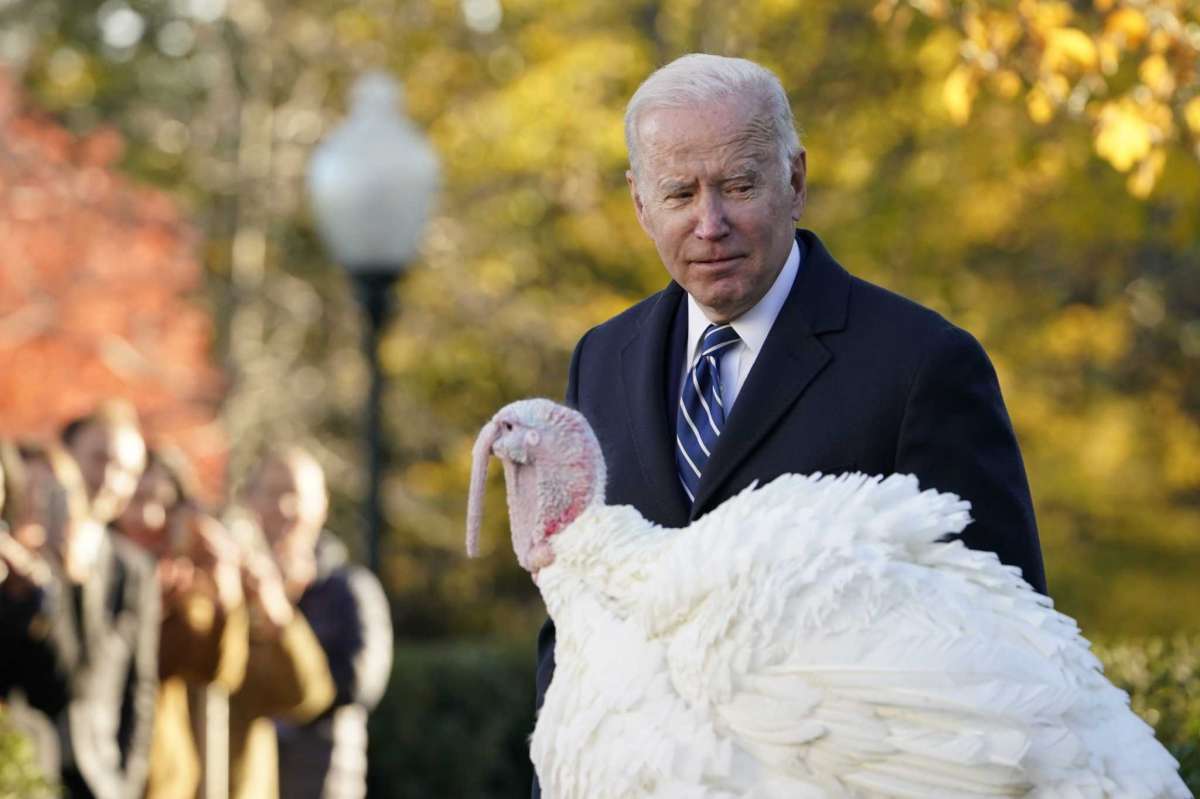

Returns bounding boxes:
[1041,72,1072,104]
[1104,7,1148,48]
[908,0,948,19]
[1027,85,1056,124]
[917,27,962,75]
[1094,96,1172,179]
[1096,38,1121,75]
[1147,29,1174,54]
[332,8,379,46]
[871,0,900,24]
[42,47,96,108]
[1139,54,1176,98]
[899,0,1200,199]
[755,0,803,21]
[1041,304,1130,365]
[942,65,979,124]
[1159,408,1200,491]
[990,69,1023,99]
[957,181,1022,238]
[1126,147,1166,197]
[1043,27,1099,72]
[1079,401,1136,483]
[988,12,1023,56]
[1185,97,1200,135]
[1022,0,1074,31]
[830,148,874,189]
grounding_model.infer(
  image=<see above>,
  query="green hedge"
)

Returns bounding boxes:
[0,707,54,799]
[367,640,536,798]
[368,636,1200,797]
[1095,636,1200,792]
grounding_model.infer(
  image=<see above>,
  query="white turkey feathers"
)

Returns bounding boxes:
[466,400,1192,799]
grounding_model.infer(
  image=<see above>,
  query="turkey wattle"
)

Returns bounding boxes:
[465,398,1191,799]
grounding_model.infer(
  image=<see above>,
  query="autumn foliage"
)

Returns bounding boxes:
[897,0,1200,196]
[0,71,226,496]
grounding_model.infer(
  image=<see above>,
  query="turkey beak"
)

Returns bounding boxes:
[466,419,501,558]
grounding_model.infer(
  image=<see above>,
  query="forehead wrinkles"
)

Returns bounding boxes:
[639,113,779,183]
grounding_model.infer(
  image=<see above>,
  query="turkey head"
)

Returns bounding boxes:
[466,399,605,576]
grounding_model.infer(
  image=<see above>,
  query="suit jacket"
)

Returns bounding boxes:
[276,533,393,799]
[532,229,1046,796]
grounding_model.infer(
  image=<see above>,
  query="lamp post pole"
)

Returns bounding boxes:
[306,71,439,576]
[353,271,398,576]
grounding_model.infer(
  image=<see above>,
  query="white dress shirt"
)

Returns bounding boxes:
[682,239,802,412]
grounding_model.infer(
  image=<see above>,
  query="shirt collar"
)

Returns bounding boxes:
[686,237,802,362]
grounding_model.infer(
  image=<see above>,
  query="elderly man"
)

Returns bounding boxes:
[533,53,1046,796]
[242,447,392,799]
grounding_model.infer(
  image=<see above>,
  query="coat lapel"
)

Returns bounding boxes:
[691,231,851,518]
[619,282,690,524]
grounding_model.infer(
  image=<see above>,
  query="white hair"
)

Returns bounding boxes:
[624,54,801,179]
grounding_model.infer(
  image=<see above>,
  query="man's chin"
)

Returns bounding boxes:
[690,285,754,322]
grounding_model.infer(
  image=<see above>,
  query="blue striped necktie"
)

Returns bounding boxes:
[676,323,741,503]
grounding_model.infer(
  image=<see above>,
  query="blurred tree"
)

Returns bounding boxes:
[0,0,1196,640]
[0,71,226,496]
[896,0,1200,196]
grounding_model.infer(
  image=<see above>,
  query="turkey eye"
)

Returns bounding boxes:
[502,422,513,431]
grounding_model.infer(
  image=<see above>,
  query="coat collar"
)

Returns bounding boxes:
[616,230,852,523]
[692,230,850,516]
[619,282,691,525]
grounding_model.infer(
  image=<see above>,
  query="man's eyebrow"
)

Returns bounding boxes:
[723,168,761,183]
[656,178,695,193]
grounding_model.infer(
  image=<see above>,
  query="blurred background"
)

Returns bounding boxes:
[0,0,1197,795]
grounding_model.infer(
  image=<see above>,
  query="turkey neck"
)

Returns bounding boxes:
[534,504,658,629]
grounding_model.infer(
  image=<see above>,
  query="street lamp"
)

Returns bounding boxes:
[306,72,439,575]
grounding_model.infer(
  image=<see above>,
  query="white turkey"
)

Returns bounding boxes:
[465,398,1192,799]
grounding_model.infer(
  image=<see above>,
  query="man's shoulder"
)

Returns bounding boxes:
[576,284,680,350]
[843,271,979,355]
[307,534,388,616]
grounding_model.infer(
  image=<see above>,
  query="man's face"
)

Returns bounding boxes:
[69,422,147,524]
[627,96,806,323]
[116,461,178,557]
[242,456,326,587]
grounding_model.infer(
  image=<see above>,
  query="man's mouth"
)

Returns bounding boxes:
[691,255,745,267]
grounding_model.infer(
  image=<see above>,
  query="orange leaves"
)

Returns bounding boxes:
[905,0,1200,197]
[0,72,227,497]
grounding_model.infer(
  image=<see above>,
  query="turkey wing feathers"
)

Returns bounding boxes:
[537,473,1190,798]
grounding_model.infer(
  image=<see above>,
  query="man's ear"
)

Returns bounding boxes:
[626,169,652,235]
[789,148,807,222]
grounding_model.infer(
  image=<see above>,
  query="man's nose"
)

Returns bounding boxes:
[693,192,729,240]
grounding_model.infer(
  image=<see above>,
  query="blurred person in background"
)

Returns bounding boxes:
[222,470,336,799]
[241,447,392,799]
[115,449,250,799]
[0,440,66,786]
[61,400,147,529]
[0,439,158,799]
